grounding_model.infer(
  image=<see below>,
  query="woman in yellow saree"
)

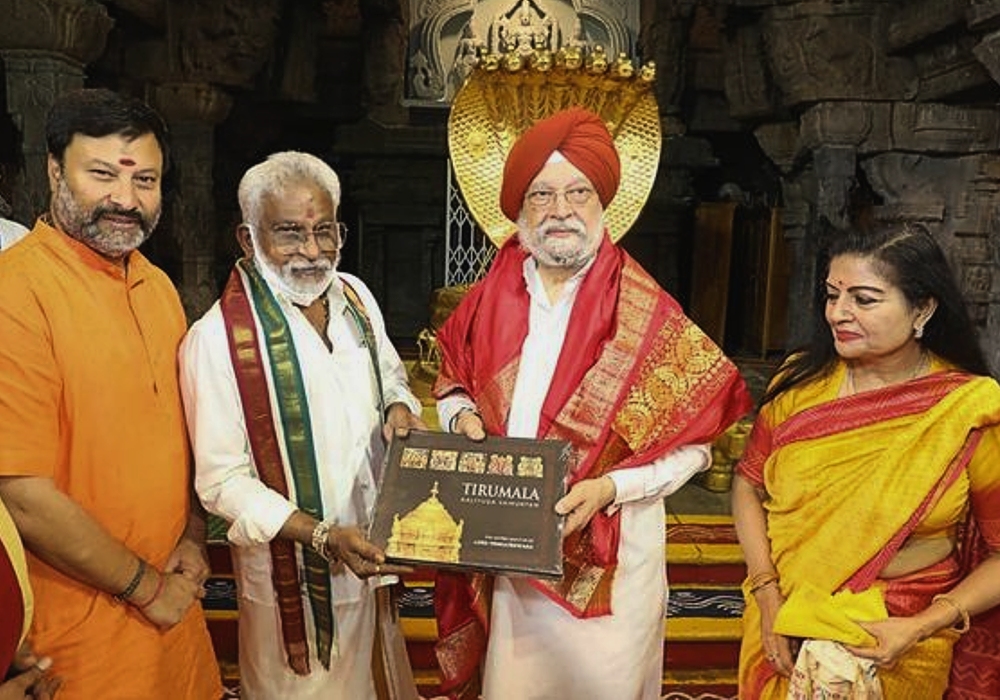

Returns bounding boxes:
[732,224,1000,699]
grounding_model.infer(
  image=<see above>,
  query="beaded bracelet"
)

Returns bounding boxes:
[932,594,971,634]
[114,559,147,602]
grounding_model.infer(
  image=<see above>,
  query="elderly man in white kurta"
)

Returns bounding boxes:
[431,109,751,699]
[180,151,423,700]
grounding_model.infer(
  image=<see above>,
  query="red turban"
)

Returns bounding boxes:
[500,107,621,222]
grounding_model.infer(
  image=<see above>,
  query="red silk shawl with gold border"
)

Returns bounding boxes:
[434,233,750,615]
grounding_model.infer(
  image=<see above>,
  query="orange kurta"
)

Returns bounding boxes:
[0,219,221,700]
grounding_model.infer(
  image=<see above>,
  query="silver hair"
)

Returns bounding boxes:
[237,151,341,227]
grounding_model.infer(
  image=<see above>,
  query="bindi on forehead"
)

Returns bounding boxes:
[119,157,136,167]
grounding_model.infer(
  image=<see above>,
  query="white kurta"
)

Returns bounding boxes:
[180,269,421,700]
[0,217,29,250]
[439,259,710,700]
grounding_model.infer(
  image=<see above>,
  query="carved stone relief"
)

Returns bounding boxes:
[761,2,917,107]
[967,0,1000,30]
[151,82,233,319]
[406,0,639,104]
[753,122,801,173]
[168,0,281,88]
[724,0,1000,367]
[973,28,1000,87]
[912,35,993,102]
[639,1,694,114]
[0,0,113,64]
[723,24,772,120]
[0,0,113,223]
[862,153,1000,335]
[890,103,1000,154]
[362,0,410,124]
[798,102,892,156]
[2,52,89,223]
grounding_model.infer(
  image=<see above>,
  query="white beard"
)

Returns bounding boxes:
[250,234,337,306]
[518,215,602,270]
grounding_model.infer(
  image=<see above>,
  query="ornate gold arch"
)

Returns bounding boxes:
[448,47,662,246]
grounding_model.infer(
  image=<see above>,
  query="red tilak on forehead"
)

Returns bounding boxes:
[119,157,136,167]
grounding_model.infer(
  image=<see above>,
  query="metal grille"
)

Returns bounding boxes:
[445,160,496,286]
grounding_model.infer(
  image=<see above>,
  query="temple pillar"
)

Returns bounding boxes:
[779,174,817,348]
[359,0,408,125]
[2,52,85,223]
[0,0,113,223]
[151,82,232,320]
[753,120,816,348]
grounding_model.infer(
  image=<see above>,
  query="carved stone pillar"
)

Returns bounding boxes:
[984,157,1000,373]
[812,145,857,230]
[863,152,1000,368]
[779,173,818,348]
[762,2,917,108]
[2,51,85,223]
[754,120,817,348]
[151,82,232,320]
[639,0,694,117]
[360,0,408,125]
[0,0,113,223]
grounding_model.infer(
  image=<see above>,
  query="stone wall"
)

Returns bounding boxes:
[718,0,1000,361]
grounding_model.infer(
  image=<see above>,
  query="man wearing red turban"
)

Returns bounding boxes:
[432,107,752,699]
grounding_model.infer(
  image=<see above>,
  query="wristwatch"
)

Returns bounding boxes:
[311,519,336,562]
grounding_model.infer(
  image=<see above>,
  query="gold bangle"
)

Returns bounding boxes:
[745,571,780,595]
[746,570,778,587]
[750,578,780,595]
[932,594,971,634]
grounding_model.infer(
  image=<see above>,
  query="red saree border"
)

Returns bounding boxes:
[772,370,973,450]
[846,431,982,592]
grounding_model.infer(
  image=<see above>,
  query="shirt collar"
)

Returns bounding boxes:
[521,254,594,308]
[35,215,150,285]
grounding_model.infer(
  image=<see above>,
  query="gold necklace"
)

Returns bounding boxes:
[846,352,928,395]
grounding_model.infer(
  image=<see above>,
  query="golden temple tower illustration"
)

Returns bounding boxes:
[386,481,464,562]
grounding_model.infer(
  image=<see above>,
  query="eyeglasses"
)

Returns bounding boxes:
[524,186,596,210]
[270,222,347,254]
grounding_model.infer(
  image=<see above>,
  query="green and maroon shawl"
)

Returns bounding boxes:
[221,259,335,674]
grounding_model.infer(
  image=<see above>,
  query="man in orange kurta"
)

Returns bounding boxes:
[0,89,221,699]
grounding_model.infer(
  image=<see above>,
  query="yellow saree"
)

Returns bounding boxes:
[736,362,1000,699]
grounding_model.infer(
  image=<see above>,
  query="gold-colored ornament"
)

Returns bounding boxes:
[386,481,464,563]
[698,418,753,493]
[448,48,662,247]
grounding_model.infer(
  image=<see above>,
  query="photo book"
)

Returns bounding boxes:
[368,430,571,578]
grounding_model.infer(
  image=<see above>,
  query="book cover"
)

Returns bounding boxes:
[368,430,570,579]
